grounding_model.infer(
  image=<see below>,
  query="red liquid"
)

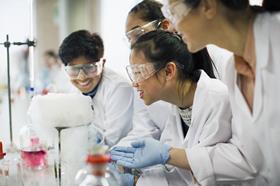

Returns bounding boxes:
[21,150,47,168]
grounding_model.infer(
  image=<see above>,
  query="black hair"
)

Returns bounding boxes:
[131,30,215,83]
[129,0,165,22]
[58,30,104,66]
[183,0,280,12]
[262,0,280,12]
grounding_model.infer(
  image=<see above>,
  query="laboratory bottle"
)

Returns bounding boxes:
[75,153,120,186]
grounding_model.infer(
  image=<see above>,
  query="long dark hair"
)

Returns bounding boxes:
[131,30,216,83]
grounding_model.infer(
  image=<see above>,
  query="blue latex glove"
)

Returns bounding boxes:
[111,138,171,169]
[108,163,134,186]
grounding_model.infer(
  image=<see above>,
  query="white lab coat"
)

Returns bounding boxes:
[89,68,134,147]
[174,13,280,186]
[137,70,232,186]
[115,97,172,147]
[221,12,280,186]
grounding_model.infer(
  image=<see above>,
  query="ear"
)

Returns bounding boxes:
[164,62,177,81]
[200,0,217,19]
[102,58,106,67]
[160,19,170,30]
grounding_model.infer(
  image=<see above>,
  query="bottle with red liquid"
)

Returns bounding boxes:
[75,152,120,186]
[19,125,56,186]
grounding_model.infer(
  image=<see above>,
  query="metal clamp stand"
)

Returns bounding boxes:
[0,34,36,147]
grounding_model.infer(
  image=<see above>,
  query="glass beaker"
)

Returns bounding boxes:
[19,125,56,186]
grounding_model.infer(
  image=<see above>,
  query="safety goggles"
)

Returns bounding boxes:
[126,63,159,84]
[125,20,161,46]
[65,60,103,79]
[161,0,191,25]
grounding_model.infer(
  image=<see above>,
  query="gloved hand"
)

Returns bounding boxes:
[108,163,134,186]
[111,138,171,169]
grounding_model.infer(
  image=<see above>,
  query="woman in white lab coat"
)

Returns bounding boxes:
[58,30,133,147]
[161,0,280,185]
[116,0,174,148]
[111,30,232,185]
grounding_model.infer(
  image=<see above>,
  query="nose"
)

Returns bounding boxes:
[76,69,87,80]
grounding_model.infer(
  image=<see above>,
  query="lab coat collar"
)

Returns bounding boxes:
[191,70,208,123]
[231,14,268,120]
[184,70,209,144]
[254,13,269,69]
[252,13,268,120]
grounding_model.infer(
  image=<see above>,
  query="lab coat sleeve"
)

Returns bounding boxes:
[103,83,134,147]
[186,92,256,185]
[115,92,163,147]
[116,92,171,146]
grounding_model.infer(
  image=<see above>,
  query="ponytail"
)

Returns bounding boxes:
[192,48,216,81]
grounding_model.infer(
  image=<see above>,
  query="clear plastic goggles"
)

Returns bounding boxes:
[65,60,103,79]
[125,20,161,46]
[126,63,158,83]
[161,0,191,25]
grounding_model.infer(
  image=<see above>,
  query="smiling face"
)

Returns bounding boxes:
[165,0,211,52]
[129,50,165,105]
[68,56,103,93]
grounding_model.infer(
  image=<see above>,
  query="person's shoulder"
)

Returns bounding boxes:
[102,68,131,87]
[99,68,133,97]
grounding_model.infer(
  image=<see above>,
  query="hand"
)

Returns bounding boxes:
[111,138,171,169]
[108,163,134,186]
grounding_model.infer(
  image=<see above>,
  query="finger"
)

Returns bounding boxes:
[110,151,134,159]
[111,151,134,158]
[131,140,145,148]
[117,160,136,169]
[112,146,136,153]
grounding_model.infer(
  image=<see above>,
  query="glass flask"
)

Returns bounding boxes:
[19,125,56,186]
[75,153,120,186]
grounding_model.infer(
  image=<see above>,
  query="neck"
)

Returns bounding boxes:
[164,81,196,108]
[211,9,255,56]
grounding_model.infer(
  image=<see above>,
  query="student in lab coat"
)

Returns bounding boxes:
[117,0,174,148]
[114,0,280,185]
[111,30,232,185]
[112,2,174,184]
[58,30,133,147]
[160,0,280,185]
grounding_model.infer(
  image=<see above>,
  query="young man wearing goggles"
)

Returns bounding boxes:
[59,30,134,147]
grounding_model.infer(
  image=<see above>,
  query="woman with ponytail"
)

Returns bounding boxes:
[111,30,232,185]
[160,0,280,185]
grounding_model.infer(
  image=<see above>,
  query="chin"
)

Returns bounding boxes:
[143,98,155,106]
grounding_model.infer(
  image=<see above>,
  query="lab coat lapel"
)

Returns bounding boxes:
[185,71,207,146]
[252,14,269,121]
